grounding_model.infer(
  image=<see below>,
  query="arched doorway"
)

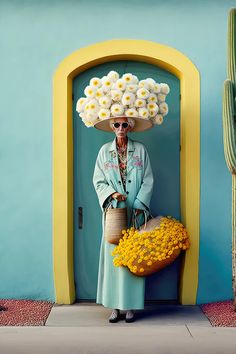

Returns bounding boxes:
[53,39,200,305]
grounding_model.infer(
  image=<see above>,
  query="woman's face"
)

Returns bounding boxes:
[111,117,131,138]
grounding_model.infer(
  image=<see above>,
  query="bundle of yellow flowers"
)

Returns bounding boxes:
[111,216,190,276]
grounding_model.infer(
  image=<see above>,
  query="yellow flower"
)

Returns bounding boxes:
[112,216,190,272]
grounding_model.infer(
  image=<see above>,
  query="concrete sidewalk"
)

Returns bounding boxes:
[1,303,236,354]
[46,303,211,327]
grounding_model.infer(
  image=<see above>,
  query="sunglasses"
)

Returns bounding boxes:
[113,122,129,129]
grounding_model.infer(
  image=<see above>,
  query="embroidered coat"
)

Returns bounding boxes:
[93,136,154,310]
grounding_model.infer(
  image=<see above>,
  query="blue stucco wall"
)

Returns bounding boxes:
[0,0,234,303]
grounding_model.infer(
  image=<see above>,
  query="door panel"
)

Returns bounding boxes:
[73,61,180,301]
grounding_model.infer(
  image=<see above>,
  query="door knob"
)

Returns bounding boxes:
[78,207,83,229]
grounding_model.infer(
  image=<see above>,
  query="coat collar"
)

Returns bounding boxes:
[109,136,135,153]
[109,136,136,180]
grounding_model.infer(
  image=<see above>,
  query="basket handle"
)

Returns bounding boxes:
[104,197,118,213]
[132,209,148,230]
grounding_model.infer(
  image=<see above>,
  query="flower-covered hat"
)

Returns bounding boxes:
[76,70,170,132]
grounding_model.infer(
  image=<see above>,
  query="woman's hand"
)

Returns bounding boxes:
[135,209,143,215]
[111,192,127,202]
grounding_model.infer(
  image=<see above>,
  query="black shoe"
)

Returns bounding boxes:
[125,310,135,323]
[109,309,120,323]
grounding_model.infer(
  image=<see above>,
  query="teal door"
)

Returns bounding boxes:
[73,61,180,302]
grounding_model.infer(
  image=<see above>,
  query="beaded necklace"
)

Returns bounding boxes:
[117,143,127,188]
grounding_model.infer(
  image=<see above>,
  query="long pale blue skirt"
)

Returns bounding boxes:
[96,212,145,310]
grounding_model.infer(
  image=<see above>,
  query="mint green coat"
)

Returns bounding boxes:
[93,136,154,310]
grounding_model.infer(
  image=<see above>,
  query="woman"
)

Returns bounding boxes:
[76,70,170,323]
[93,116,154,323]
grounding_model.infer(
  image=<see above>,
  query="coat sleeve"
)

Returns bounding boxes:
[93,147,117,209]
[133,147,154,211]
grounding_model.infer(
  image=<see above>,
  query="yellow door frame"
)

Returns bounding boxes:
[53,39,200,305]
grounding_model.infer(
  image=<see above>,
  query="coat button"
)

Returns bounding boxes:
[118,181,121,184]
[128,180,131,183]
[126,191,129,195]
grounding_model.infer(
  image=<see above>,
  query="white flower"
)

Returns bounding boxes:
[79,112,86,119]
[102,84,111,93]
[122,92,135,106]
[153,83,161,93]
[122,73,133,84]
[159,102,169,116]
[111,104,124,116]
[98,108,110,120]
[86,110,98,122]
[89,77,102,88]
[126,84,138,93]
[138,107,149,119]
[101,76,108,84]
[101,76,113,92]
[148,93,158,103]
[147,102,159,114]
[107,70,120,82]
[95,88,104,99]
[101,75,112,85]
[146,78,156,85]
[152,114,164,125]
[84,85,96,98]
[76,97,88,113]
[84,102,91,112]
[149,110,158,117]
[77,72,170,129]
[87,99,99,112]
[115,79,127,91]
[137,88,150,99]
[138,80,150,89]
[157,93,166,103]
[131,75,139,84]
[125,108,138,117]
[99,96,112,108]
[81,111,97,127]
[146,78,156,91]
[111,89,123,102]
[134,98,146,108]
[82,118,94,127]
[160,83,170,94]
[111,82,117,90]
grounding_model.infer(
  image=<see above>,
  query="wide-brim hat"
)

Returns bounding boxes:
[94,116,153,132]
[76,70,170,132]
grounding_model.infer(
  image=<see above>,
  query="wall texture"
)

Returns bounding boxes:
[0,0,234,303]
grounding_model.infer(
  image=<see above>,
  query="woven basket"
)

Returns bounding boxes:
[104,207,127,245]
[132,216,181,276]
[132,248,181,276]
